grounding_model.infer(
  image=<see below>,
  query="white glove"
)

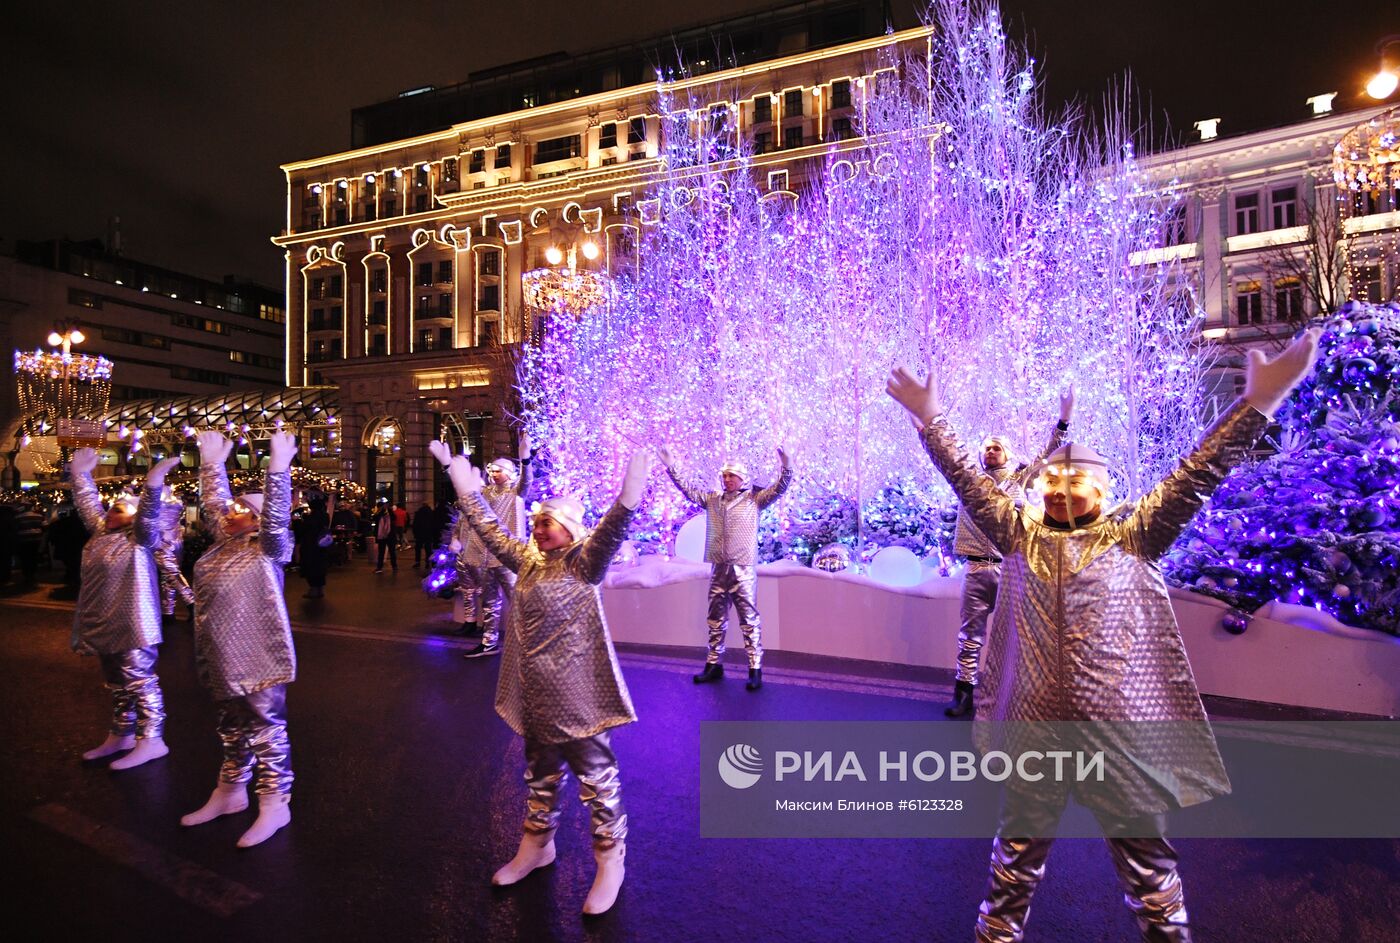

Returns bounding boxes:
[69,447,99,476]
[656,444,675,469]
[267,432,298,473]
[885,365,943,426]
[447,455,484,496]
[518,430,532,460]
[1243,328,1321,417]
[776,445,792,469]
[144,456,183,488]
[1058,385,1075,424]
[197,431,233,466]
[620,452,652,509]
[428,440,452,468]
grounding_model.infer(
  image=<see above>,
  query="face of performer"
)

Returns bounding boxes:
[104,500,137,530]
[721,472,744,493]
[532,513,573,551]
[488,465,511,487]
[222,500,260,537]
[1037,466,1104,525]
[981,440,1008,471]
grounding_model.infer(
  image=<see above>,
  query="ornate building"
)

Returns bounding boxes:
[272,0,924,506]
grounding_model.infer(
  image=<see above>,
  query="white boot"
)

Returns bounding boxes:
[82,733,135,761]
[109,736,169,770]
[582,842,626,916]
[181,782,249,827]
[236,792,291,848]
[491,831,556,886]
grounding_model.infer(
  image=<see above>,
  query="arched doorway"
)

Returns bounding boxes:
[362,416,406,505]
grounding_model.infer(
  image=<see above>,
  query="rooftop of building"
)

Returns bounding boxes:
[349,0,905,148]
[9,238,283,316]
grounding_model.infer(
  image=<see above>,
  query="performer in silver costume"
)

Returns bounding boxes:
[69,448,182,769]
[887,330,1321,943]
[153,491,194,620]
[658,445,793,690]
[946,389,1073,718]
[180,430,298,848]
[432,439,649,916]
[458,435,532,657]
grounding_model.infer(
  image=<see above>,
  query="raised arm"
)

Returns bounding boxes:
[754,447,794,509]
[514,431,534,498]
[67,448,105,535]
[258,432,296,563]
[133,456,182,549]
[435,444,529,572]
[657,446,709,507]
[576,451,649,584]
[888,365,1021,556]
[197,432,235,531]
[1125,331,1318,559]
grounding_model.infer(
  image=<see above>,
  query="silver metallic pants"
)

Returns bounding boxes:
[214,684,293,796]
[956,562,1001,685]
[99,647,165,739]
[467,564,514,648]
[706,564,762,669]
[522,732,626,850]
[975,789,1191,942]
[160,579,195,616]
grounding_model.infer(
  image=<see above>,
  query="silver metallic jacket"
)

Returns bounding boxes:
[153,500,191,601]
[954,424,1067,560]
[461,461,532,568]
[920,399,1269,816]
[193,464,296,700]
[666,465,793,565]
[459,492,637,744]
[70,473,163,655]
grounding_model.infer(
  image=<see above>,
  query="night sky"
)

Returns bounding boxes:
[4,0,1397,290]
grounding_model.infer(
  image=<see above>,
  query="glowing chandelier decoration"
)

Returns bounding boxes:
[14,324,114,471]
[1332,107,1400,197]
[521,266,608,312]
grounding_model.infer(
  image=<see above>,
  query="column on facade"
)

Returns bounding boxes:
[338,413,363,492]
[400,407,434,509]
[1198,184,1226,328]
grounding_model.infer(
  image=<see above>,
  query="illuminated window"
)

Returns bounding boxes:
[1354,265,1384,303]
[1235,281,1263,325]
[1274,278,1304,321]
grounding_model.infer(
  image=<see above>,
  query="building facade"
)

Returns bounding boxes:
[273,3,923,507]
[1,239,286,483]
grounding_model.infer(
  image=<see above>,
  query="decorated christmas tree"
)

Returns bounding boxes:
[1163,300,1400,633]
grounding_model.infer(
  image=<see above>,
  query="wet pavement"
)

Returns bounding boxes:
[3,555,1399,942]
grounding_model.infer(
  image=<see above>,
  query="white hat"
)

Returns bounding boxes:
[719,459,749,482]
[1027,443,1113,493]
[236,493,265,515]
[109,492,140,512]
[979,435,1018,469]
[531,496,587,541]
[486,457,519,479]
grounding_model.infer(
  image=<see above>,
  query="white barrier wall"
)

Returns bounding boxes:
[602,560,1400,717]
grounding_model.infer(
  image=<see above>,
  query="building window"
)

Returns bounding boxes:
[753,95,772,124]
[438,326,453,349]
[1234,193,1260,235]
[599,123,617,148]
[754,131,772,154]
[416,262,433,287]
[469,150,485,174]
[478,284,499,310]
[1270,186,1297,229]
[495,144,512,168]
[1354,265,1384,303]
[437,260,452,284]
[415,164,430,188]
[535,134,581,164]
[383,198,396,217]
[479,319,498,346]
[601,155,618,166]
[328,275,343,298]
[1165,204,1188,245]
[830,79,852,109]
[438,293,453,316]
[1235,281,1263,325]
[310,277,325,300]
[628,117,646,144]
[784,126,804,149]
[481,251,500,276]
[363,204,377,221]
[831,117,852,141]
[370,268,387,293]
[370,299,387,325]
[417,328,434,350]
[1274,278,1304,322]
[334,207,347,226]
[443,158,458,182]
[415,193,429,213]
[259,304,285,323]
[370,334,387,356]
[68,288,102,309]
[784,88,804,117]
